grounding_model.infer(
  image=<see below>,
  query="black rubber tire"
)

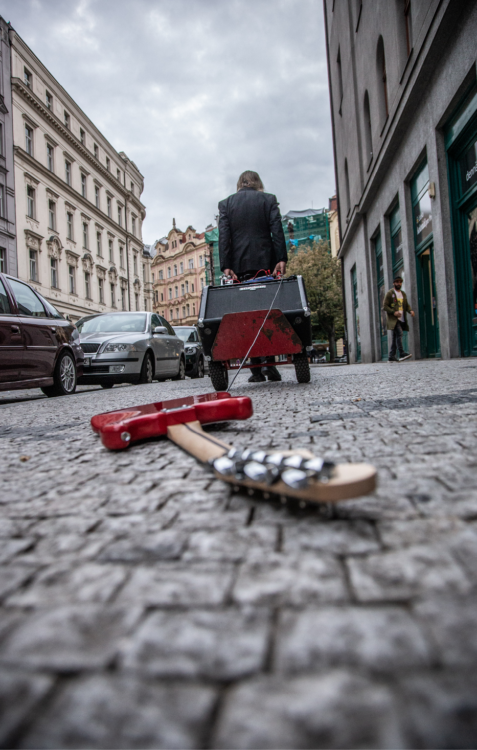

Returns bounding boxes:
[293,352,311,383]
[209,360,229,391]
[100,383,114,389]
[172,356,186,380]
[41,350,77,397]
[191,357,205,379]
[138,352,154,384]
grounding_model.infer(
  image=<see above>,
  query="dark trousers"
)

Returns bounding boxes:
[389,321,405,359]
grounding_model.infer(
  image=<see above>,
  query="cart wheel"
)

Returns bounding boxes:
[293,352,311,383]
[209,361,229,391]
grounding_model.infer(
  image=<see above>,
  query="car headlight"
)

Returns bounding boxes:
[103,343,138,352]
[185,346,196,354]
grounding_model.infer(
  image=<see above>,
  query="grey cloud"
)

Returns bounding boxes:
[5,0,334,241]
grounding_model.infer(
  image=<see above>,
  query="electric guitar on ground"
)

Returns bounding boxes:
[91,392,377,504]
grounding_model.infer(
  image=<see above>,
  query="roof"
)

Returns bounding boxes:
[283,208,326,220]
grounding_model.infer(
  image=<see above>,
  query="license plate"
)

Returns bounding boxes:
[84,357,91,367]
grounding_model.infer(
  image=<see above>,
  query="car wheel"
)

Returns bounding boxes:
[101,383,114,389]
[139,352,154,384]
[41,350,77,397]
[191,357,205,379]
[172,356,186,380]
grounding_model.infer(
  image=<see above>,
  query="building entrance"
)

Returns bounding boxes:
[416,245,440,358]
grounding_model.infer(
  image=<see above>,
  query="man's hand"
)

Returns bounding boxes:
[273,262,286,277]
[223,269,238,281]
[410,310,415,317]
[394,311,401,317]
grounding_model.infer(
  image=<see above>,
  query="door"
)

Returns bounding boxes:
[0,277,24,383]
[150,313,170,377]
[161,316,182,374]
[466,202,477,353]
[7,277,59,380]
[351,266,361,362]
[416,245,440,358]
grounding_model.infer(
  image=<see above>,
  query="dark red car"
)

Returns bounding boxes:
[0,273,84,397]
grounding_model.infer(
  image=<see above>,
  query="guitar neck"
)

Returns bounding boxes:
[167,421,231,463]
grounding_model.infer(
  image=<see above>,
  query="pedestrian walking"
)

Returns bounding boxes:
[218,170,288,382]
[383,275,415,361]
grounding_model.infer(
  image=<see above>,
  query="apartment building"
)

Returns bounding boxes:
[151,221,209,326]
[0,18,16,275]
[10,24,147,322]
[324,0,477,362]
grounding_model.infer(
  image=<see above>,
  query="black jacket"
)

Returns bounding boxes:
[218,188,287,273]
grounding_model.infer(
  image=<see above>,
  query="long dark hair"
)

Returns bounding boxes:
[236,170,264,191]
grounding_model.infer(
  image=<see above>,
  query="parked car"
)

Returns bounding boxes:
[76,311,185,388]
[0,273,83,397]
[173,325,205,378]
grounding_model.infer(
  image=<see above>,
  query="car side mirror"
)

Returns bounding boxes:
[153,326,168,335]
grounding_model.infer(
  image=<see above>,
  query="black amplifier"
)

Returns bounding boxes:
[197,276,312,358]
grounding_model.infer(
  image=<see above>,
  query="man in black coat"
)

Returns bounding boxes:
[218,171,288,382]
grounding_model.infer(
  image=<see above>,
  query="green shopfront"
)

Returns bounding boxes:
[446,86,477,358]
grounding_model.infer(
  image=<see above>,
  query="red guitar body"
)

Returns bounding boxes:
[91,391,253,450]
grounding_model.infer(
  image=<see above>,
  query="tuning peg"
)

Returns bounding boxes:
[243,461,279,485]
[281,468,309,489]
[303,457,324,474]
[283,455,307,469]
[213,456,236,476]
[265,453,285,468]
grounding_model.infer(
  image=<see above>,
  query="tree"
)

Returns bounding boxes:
[287,240,344,362]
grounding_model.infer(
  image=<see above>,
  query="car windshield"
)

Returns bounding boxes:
[174,327,196,342]
[77,313,147,334]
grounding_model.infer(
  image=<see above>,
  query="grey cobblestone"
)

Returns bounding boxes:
[0,360,477,747]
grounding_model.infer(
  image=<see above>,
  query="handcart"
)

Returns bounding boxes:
[197,275,313,391]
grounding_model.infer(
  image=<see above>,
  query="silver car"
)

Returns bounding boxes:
[76,311,185,388]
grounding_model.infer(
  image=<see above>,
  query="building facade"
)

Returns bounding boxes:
[10,25,146,323]
[151,221,209,326]
[324,0,477,362]
[0,19,16,275]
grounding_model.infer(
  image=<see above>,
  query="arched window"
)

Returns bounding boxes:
[344,159,351,217]
[376,36,389,127]
[363,90,373,166]
[396,0,412,69]
[354,0,362,31]
[336,47,343,115]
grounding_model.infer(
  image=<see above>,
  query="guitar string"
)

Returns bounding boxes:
[181,422,230,453]
[228,276,284,391]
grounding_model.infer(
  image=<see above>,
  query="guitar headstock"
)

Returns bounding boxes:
[211,448,376,505]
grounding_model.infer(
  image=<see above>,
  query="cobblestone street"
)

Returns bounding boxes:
[0,358,476,748]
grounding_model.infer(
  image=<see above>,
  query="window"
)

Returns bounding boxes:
[363,91,373,166]
[132,217,136,236]
[25,125,33,156]
[135,293,139,311]
[119,245,124,267]
[65,160,71,186]
[376,36,389,125]
[344,159,351,216]
[98,277,104,304]
[69,265,76,294]
[161,292,164,302]
[95,185,100,208]
[390,202,403,273]
[121,286,126,310]
[193,303,196,315]
[109,239,113,262]
[200,278,205,290]
[142,263,146,282]
[0,123,3,156]
[174,264,177,276]
[199,255,203,266]
[175,286,178,298]
[94,143,98,159]
[168,288,172,300]
[110,283,115,307]
[130,181,134,194]
[133,253,138,275]
[96,231,102,256]
[167,266,171,278]
[185,280,189,293]
[0,185,4,218]
[117,168,121,181]
[117,206,122,226]
[50,257,58,288]
[189,258,194,269]
[182,306,185,317]
[8,278,47,317]
[107,196,112,217]
[159,270,163,280]
[186,303,190,316]
[191,283,194,293]
[27,186,35,219]
[48,200,56,230]
[85,271,91,299]
[169,309,173,321]
[29,249,38,281]
[66,212,73,240]
[83,222,89,249]
[337,47,343,115]
[0,248,5,274]
[80,128,85,145]
[175,308,179,320]
[106,157,110,171]
[47,143,54,171]
[64,111,70,129]
[180,261,184,273]
[404,0,412,56]
[152,273,155,282]
[181,283,184,295]
[46,91,52,110]
[80,172,86,197]
[24,68,32,88]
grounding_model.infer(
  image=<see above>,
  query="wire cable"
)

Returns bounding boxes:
[228,276,284,391]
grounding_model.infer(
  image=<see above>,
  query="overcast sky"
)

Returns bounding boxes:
[4,0,334,244]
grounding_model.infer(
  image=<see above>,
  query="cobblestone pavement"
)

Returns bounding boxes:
[0,359,477,748]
